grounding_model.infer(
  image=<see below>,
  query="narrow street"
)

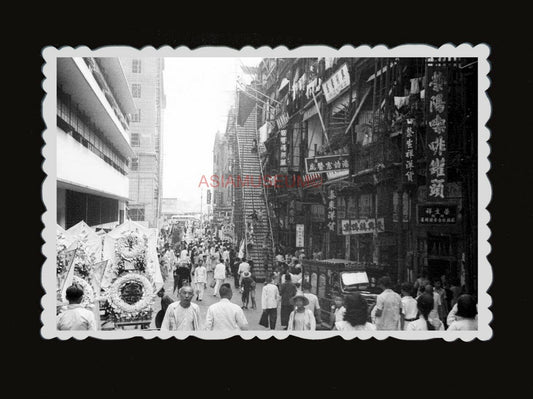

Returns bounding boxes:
[150,272,266,330]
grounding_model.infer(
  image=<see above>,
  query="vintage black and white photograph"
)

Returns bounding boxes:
[41,45,491,339]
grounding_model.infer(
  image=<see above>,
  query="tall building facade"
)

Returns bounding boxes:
[212,120,235,227]
[252,57,477,292]
[56,57,136,229]
[121,58,166,228]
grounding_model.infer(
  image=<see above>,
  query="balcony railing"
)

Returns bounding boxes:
[83,57,131,132]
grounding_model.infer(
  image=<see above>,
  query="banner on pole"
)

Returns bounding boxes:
[89,260,109,295]
[58,249,77,296]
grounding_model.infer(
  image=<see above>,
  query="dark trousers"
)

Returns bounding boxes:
[233,272,240,288]
[173,275,179,293]
[280,305,293,328]
[265,308,277,330]
[241,290,250,307]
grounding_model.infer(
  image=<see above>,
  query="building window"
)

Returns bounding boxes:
[358,193,373,218]
[131,108,141,122]
[130,157,139,171]
[132,59,142,73]
[132,83,141,98]
[131,133,140,147]
[128,207,145,221]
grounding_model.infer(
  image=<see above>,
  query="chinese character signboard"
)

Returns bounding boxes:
[417,204,457,224]
[310,204,325,222]
[322,63,350,103]
[341,218,385,235]
[327,189,337,231]
[206,190,211,205]
[280,129,287,167]
[403,118,417,184]
[295,224,305,247]
[305,154,350,174]
[426,66,448,200]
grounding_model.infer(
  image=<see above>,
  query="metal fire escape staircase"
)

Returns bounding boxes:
[234,104,275,282]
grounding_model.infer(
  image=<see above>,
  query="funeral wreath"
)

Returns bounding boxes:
[106,272,154,321]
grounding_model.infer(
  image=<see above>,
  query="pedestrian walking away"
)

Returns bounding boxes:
[400,282,418,330]
[213,260,227,297]
[334,293,376,331]
[205,284,249,331]
[447,294,478,331]
[374,276,402,331]
[240,271,254,309]
[57,285,97,331]
[155,287,174,329]
[194,259,207,301]
[279,273,297,329]
[261,273,280,330]
[406,293,444,331]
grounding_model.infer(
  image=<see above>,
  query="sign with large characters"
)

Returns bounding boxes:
[417,204,457,224]
[305,154,350,174]
[341,218,385,235]
[295,224,305,248]
[426,66,449,201]
[322,63,350,103]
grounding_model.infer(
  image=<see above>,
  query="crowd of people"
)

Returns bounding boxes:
[57,229,478,332]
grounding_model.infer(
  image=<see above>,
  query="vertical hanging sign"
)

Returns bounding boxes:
[279,129,288,173]
[426,66,448,200]
[327,189,337,231]
[403,118,417,184]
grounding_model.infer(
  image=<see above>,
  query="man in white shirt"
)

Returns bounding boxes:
[261,274,280,329]
[161,286,201,331]
[302,281,322,325]
[237,258,251,285]
[180,247,189,261]
[374,276,402,331]
[57,285,97,331]
[400,282,418,330]
[194,259,207,301]
[222,248,230,265]
[205,285,248,330]
[213,261,227,297]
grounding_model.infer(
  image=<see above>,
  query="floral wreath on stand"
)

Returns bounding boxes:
[61,275,96,308]
[72,240,97,280]
[114,231,148,276]
[106,272,154,322]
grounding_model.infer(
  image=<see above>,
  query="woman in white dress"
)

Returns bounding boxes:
[334,293,376,331]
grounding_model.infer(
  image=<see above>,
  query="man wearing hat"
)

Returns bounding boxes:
[287,294,316,331]
[240,271,255,309]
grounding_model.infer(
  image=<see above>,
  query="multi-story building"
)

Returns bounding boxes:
[212,114,236,227]
[254,57,478,293]
[121,58,166,228]
[56,57,136,229]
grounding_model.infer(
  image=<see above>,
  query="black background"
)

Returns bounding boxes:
[11,13,531,396]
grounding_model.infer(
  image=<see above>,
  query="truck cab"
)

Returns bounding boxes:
[301,259,384,328]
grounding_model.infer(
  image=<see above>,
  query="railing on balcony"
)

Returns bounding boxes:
[83,57,131,132]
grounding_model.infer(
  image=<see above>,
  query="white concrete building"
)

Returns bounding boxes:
[121,58,165,228]
[56,57,136,229]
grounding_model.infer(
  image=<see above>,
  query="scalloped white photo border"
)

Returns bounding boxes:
[41,44,491,340]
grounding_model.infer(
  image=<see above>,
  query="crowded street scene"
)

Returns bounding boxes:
[51,48,483,334]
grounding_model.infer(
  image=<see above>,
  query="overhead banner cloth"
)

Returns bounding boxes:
[66,220,103,262]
